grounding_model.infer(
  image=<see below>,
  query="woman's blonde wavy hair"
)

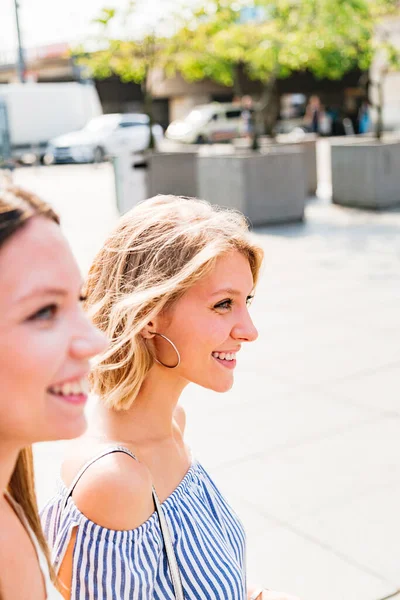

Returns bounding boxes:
[85,195,264,410]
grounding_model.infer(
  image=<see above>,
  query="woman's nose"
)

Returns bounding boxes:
[71,322,108,360]
[232,310,258,343]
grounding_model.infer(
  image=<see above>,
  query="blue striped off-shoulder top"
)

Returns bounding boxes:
[41,448,247,600]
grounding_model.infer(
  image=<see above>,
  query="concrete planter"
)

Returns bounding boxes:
[197,146,306,226]
[112,150,147,214]
[235,134,317,196]
[276,135,317,197]
[331,139,400,209]
[146,151,198,198]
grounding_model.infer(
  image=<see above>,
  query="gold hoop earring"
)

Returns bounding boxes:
[149,332,181,369]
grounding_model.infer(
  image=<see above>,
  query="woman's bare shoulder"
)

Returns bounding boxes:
[61,442,155,531]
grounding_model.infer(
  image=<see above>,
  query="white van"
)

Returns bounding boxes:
[0,82,102,162]
[166,103,250,144]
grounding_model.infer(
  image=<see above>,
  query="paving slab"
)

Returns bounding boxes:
[182,377,382,469]
[295,482,400,586]
[231,494,396,600]
[13,163,119,273]
[328,365,400,415]
[211,417,400,522]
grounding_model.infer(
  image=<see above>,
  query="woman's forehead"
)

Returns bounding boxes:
[186,252,254,300]
[0,217,80,306]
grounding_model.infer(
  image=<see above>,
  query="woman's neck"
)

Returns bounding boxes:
[92,366,188,446]
[0,443,19,496]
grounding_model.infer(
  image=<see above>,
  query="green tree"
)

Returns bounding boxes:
[169,0,400,145]
[368,26,400,140]
[75,2,170,149]
[163,1,247,97]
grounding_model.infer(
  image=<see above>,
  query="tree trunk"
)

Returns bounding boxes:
[232,63,243,99]
[376,75,384,141]
[251,77,278,151]
[142,73,156,151]
[263,79,279,138]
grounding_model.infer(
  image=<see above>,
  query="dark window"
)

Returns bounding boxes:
[118,121,146,128]
[225,110,242,120]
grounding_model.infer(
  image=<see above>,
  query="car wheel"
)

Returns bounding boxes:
[93,146,106,163]
[42,153,55,166]
[195,135,207,144]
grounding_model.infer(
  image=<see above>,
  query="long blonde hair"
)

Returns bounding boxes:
[0,182,59,584]
[85,195,264,410]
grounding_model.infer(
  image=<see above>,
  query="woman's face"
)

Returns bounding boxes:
[0,216,107,447]
[155,250,258,393]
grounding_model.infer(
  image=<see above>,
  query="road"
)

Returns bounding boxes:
[13,153,400,600]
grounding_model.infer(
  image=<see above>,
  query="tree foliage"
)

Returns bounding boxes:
[170,0,399,82]
[168,0,400,139]
[163,2,247,94]
[74,2,172,149]
[77,0,400,142]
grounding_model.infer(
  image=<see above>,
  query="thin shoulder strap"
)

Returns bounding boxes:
[62,445,138,510]
[152,487,185,599]
[62,445,185,599]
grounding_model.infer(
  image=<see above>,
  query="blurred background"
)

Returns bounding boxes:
[2,1,400,599]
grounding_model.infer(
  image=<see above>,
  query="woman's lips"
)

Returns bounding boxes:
[212,355,237,370]
[48,389,88,406]
[47,376,89,405]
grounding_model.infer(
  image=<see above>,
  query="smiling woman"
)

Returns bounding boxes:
[0,181,107,600]
[42,195,298,600]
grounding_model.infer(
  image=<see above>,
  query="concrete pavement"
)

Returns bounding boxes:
[14,149,400,600]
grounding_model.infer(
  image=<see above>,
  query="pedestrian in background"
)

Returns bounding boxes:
[42,195,299,600]
[0,183,106,599]
[358,100,371,134]
[304,95,321,134]
[241,94,255,140]
[317,104,333,136]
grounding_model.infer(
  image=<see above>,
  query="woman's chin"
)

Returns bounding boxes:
[44,414,88,442]
[209,377,234,394]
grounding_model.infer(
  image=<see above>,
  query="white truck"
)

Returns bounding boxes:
[0,82,102,163]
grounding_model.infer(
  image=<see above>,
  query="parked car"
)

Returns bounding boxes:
[166,102,310,143]
[46,113,163,164]
[166,103,251,144]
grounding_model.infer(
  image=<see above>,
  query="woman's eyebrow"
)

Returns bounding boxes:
[16,287,68,303]
[210,288,241,297]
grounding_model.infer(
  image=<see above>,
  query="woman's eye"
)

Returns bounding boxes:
[214,299,232,311]
[28,304,58,322]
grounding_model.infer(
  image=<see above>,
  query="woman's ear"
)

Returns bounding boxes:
[140,320,157,340]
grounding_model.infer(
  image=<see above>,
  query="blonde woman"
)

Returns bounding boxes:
[0,184,106,599]
[42,196,298,600]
